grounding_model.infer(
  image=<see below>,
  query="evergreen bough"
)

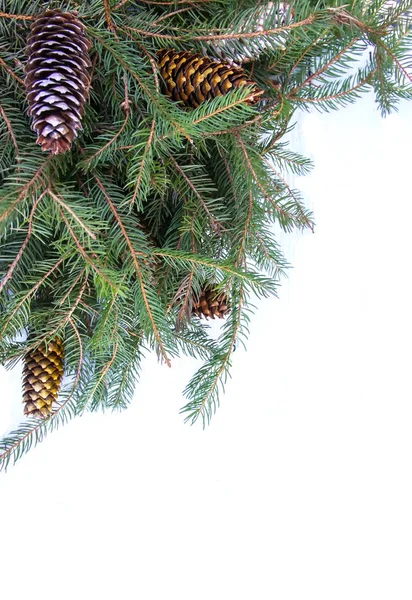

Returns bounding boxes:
[0,0,411,470]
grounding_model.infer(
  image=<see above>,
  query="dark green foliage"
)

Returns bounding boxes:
[0,0,411,469]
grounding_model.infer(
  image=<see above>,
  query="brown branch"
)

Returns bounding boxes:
[0,392,75,470]
[193,15,316,41]
[378,40,412,83]
[152,7,194,25]
[113,0,131,8]
[0,56,24,86]
[254,231,285,276]
[0,191,46,294]
[103,0,115,32]
[0,12,34,20]
[121,24,177,39]
[0,102,20,164]
[95,176,171,367]
[84,108,130,165]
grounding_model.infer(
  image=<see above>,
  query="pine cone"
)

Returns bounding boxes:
[157,49,263,108]
[25,9,92,154]
[22,338,64,419]
[192,287,230,319]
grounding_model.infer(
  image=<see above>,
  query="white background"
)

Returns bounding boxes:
[1,93,412,599]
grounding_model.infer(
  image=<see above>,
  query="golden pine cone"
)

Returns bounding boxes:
[156,49,263,108]
[192,287,230,319]
[22,338,64,419]
[25,9,92,154]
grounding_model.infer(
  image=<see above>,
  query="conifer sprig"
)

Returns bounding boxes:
[1,0,411,469]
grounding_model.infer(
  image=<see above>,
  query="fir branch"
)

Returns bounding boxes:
[130,118,156,207]
[57,207,115,288]
[95,176,172,367]
[0,191,45,294]
[235,132,308,230]
[181,284,245,426]
[0,257,65,339]
[48,190,97,240]
[262,157,314,233]
[289,36,362,96]
[168,154,225,233]
[0,157,50,224]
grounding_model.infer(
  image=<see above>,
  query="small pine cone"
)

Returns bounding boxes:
[156,49,263,108]
[22,338,64,419]
[192,287,230,320]
[25,9,92,154]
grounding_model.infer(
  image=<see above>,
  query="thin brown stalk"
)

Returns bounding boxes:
[0,392,75,470]
[193,15,316,42]
[0,12,34,20]
[378,40,412,83]
[236,191,253,264]
[0,103,20,164]
[80,338,119,414]
[0,56,24,86]
[103,0,115,32]
[192,286,244,422]
[191,94,259,126]
[152,7,194,25]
